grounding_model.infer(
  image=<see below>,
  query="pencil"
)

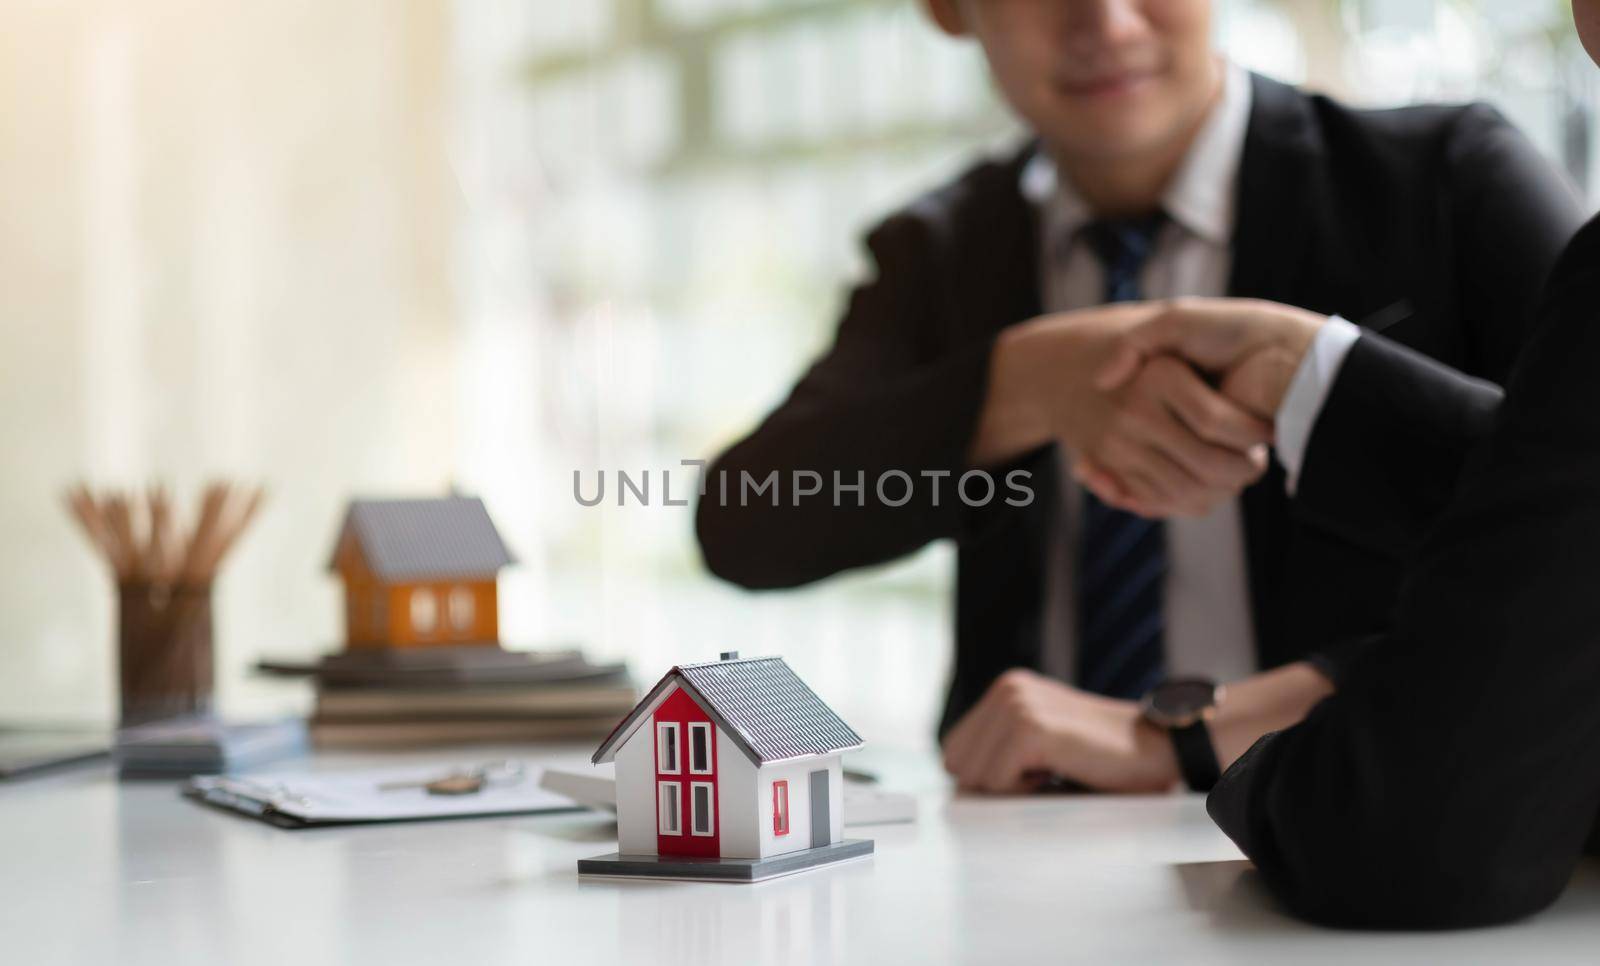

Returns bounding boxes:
[64,481,264,588]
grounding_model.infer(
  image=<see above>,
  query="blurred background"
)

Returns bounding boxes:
[2,0,1593,745]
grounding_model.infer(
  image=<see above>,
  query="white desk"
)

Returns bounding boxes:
[3,745,1597,965]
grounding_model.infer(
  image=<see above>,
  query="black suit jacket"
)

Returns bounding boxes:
[1295,332,1504,560]
[1207,214,1600,929]
[695,74,1581,735]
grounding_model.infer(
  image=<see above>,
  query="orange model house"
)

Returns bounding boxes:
[327,495,514,650]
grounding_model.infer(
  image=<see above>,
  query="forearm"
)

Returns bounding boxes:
[1209,661,1333,769]
[1292,332,1503,559]
[696,338,998,588]
[968,325,1054,466]
[1125,661,1333,792]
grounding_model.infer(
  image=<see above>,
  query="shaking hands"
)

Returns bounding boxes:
[971,297,1327,518]
[1082,298,1327,515]
[948,297,1332,795]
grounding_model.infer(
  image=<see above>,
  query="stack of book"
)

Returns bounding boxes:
[261,648,635,748]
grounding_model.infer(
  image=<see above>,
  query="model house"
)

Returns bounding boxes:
[327,495,514,649]
[583,652,872,879]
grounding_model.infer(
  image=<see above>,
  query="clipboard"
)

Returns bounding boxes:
[183,761,582,829]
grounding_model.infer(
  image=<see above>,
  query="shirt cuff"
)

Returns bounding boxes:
[1275,316,1361,494]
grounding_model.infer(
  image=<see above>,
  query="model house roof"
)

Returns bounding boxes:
[591,655,864,767]
[328,495,514,581]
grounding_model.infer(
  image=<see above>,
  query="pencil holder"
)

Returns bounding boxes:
[117,582,215,727]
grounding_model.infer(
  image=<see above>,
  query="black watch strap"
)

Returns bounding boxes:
[1170,719,1221,792]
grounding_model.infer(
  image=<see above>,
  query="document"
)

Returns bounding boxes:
[184,760,579,828]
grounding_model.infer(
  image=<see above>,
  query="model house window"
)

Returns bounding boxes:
[772,780,789,836]
[658,781,681,835]
[409,588,437,633]
[448,586,475,632]
[656,721,680,773]
[369,591,384,636]
[690,782,714,836]
[688,722,711,774]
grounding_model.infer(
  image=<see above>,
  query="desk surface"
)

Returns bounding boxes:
[3,745,1597,965]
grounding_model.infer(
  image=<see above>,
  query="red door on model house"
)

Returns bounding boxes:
[654,686,719,857]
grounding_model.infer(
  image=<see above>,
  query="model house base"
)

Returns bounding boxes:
[578,838,874,883]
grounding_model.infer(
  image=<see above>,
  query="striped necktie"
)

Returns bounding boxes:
[1076,214,1169,699]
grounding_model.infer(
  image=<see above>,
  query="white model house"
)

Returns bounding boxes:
[590,652,864,862]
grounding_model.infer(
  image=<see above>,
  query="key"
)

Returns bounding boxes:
[421,774,486,795]
[377,761,523,796]
[377,771,485,795]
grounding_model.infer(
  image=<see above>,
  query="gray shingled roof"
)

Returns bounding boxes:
[328,496,513,580]
[592,656,863,767]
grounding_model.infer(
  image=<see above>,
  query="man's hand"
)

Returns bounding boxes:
[1074,298,1327,513]
[970,304,1274,518]
[940,669,1178,794]
[941,662,1335,796]
[1096,297,1327,418]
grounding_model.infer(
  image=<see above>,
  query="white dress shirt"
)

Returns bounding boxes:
[1026,62,1261,686]
[1274,316,1362,492]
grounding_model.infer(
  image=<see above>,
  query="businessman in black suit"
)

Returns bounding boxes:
[694,0,1581,794]
[1093,151,1600,925]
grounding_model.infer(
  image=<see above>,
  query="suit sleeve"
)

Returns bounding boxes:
[1292,331,1503,559]
[1208,223,1600,929]
[694,215,1001,589]
[1446,103,1583,384]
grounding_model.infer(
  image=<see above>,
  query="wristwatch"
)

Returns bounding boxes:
[1140,677,1224,792]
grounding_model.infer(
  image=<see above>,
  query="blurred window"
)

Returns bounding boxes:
[448,587,476,632]
[410,588,438,635]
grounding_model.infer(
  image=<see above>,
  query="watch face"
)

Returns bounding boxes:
[1146,677,1218,724]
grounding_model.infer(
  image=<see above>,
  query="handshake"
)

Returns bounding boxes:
[973,297,1328,517]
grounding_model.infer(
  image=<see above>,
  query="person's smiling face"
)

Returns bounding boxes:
[926,0,1220,164]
